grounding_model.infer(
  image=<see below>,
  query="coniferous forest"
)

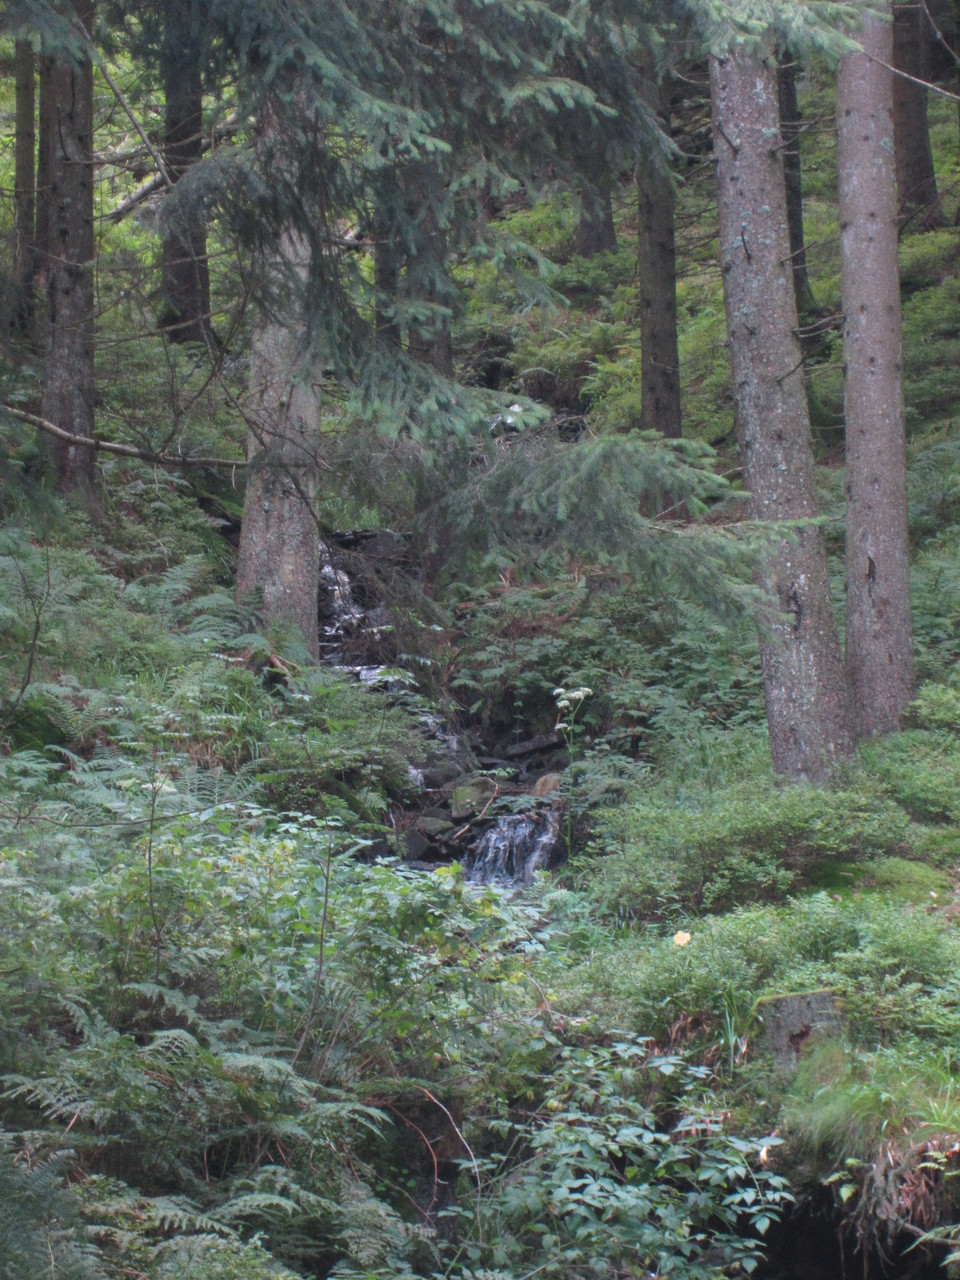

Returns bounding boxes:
[4,1,960,1276]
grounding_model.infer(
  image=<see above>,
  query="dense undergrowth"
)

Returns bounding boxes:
[3,59,960,1280]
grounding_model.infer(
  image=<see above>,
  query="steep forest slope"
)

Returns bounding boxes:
[3,12,960,1280]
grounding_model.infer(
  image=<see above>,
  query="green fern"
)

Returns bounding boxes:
[0,1132,107,1280]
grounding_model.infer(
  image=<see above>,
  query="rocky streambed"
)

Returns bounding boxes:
[318,532,568,889]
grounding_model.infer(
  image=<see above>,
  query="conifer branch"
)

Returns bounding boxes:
[0,402,247,470]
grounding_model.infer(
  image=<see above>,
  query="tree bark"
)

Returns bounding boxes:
[893,1,944,227]
[710,48,851,781]
[236,240,322,660]
[637,149,681,439]
[777,51,817,314]
[405,166,454,377]
[13,39,36,336]
[374,204,402,348]
[839,7,915,737]
[159,0,213,344]
[34,51,54,295]
[40,0,98,504]
[576,178,617,258]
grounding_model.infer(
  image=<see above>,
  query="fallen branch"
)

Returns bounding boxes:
[1,402,247,470]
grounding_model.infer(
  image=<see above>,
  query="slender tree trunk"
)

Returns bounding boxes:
[14,39,36,335]
[839,7,915,737]
[777,51,817,314]
[40,0,98,504]
[406,166,454,377]
[374,205,402,348]
[576,177,617,258]
[637,143,681,439]
[893,1,944,227]
[408,294,454,376]
[710,48,851,781]
[236,240,322,660]
[34,51,54,296]
[159,0,212,343]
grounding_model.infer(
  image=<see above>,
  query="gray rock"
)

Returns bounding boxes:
[760,991,841,1072]
[417,816,455,838]
[421,762,462,789]
[450,776,497,821]
[405,829,439,860]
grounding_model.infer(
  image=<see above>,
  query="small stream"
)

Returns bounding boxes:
[464,811,561,886]
[318,535,564,889]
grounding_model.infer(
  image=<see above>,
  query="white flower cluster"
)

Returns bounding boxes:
[553,686,593,712]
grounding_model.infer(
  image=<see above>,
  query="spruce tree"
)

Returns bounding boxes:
[39,0,98,505]
[710,41,851,780]
[839,3,915,735]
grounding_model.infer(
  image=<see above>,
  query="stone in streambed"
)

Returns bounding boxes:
[450,776,497,821]
[417,816,455,838]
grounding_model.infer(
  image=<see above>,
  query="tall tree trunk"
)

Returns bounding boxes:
[839,6,915,737]
[374,205,402,348]
[407,293,454,376]
[40,0,98,504]
[13,39,36,336]
[405,166,454,377]
[637,143,681,439]
[777,51,817,314]
[159,0,212,344]
[710,48,851,781]
[576,177,617,259]
[34,51,54,297]
[236,241,321,660]
[893,1,944,227]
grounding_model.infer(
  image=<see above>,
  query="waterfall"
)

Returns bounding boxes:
[465,810,561,886]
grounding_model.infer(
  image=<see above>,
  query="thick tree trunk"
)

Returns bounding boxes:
[839,8,915,737]
[777,52,816,314]
[236,242,321,660]
[159,0,212,344]
[893,2,944,227]
[710,49,851,781]
[13,39,36,335]
[576,179,617,258]
[637,146,681,439]
[40,0,98,503]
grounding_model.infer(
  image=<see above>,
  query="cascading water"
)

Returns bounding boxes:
[318,550,395,682]
[318,556,364,662]
[465,810,561,886]
[315,538,563,890]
